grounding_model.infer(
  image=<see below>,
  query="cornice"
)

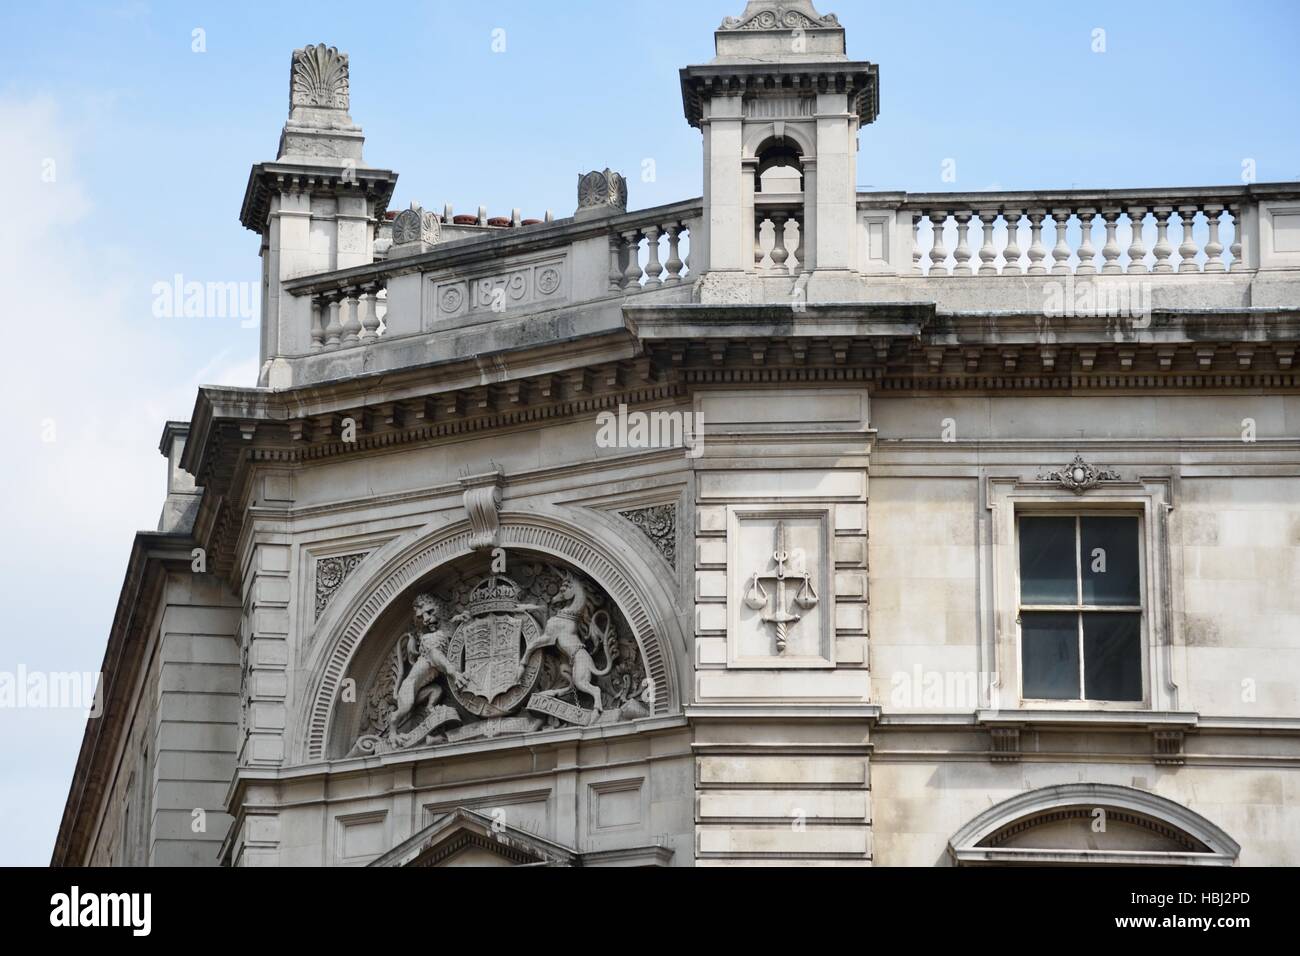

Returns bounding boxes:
[240,161,399,233]
[680,60,879,129]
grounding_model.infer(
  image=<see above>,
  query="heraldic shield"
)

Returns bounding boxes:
[447,576,543,718]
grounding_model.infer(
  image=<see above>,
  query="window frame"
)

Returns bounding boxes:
[1015,510,1147,705]
[984,474,1179,714]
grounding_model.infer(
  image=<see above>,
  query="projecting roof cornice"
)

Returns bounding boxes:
[680,61,879,129]
[240,161,399,232]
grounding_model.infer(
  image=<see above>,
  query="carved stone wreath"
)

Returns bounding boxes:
[348,561,651,758]
[537,267,562,296]
[1037,454,1122,495]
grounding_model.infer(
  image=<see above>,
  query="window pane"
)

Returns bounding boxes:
[1019,517,1077,605]
[1081,517,1141,607]
[1021,612,1080,699]
[1083,613,1143,701]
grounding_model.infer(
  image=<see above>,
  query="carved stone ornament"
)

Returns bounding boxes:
[348,562,651,757]
[1037,453,1122,495]
[742,520,819,655]
[577,169,628,215]
[315,552,368,620]
[460,467,503,550]
[619,505,677,569]
[290,44,350,111]
[391,204,441,246]
[719,0,841,31]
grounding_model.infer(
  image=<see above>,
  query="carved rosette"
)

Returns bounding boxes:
[290,44,350,110]
[316,553,368,620]
[1037,454,1122,495]
[577,169,628,215]
[391,205,441,246]
[348,561,651,758]
[619,505,677,569]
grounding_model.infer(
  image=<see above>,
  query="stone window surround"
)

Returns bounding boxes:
[986,474,1177,713]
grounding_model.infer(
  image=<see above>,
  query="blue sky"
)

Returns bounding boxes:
[0,0,1296,866]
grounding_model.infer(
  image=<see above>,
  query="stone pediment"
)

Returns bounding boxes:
[369,808,579,868]
[367,807,676,868]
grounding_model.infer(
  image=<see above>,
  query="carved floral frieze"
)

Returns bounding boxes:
[315,553,368,620]
[619,504,677,569]
[1037,454,1122,495]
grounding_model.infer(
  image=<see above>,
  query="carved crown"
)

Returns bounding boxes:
[466,575,523,616]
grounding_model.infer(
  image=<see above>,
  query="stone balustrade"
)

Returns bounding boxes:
[896,188,1262,278]
[610,215,694,292]
[309,281,388,351]
[270,184,1300,387]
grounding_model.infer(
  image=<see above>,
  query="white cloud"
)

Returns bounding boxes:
[0,94,256,865]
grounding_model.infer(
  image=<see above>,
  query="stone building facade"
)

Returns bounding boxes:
[54,1,1300,867]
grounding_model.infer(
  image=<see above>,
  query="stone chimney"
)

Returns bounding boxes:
[240,45,398,389]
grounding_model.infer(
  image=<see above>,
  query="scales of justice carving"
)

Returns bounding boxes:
[350,563,651,757]
[743,521,819,655]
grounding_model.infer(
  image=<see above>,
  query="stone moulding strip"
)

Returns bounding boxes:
[264,383,685,464]
[304,515,677,762]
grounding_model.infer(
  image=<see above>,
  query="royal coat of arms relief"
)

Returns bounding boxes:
[349,563,651,757]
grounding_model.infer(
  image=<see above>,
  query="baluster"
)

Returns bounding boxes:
[1001,209,1023,276]
[310,299,326,351]
[622,229,644,290]
[1202,205,1226,273]
[755,214,767,270]
[770,212,791,274]
[1050,209,1073,275]
[975,210,998,276]
[643,225,663,289]
[927,211,949,276]
[1100,209,1123,274]
[1151,206,1175,273]
[340,291,362,346]
[359,284,382,342]
[664,223,684,284]
[952,212,973,276]
[912,212,924,275]
[1177,205,1201,273]
[1026,210,1048,276]
[323,293,343,348]
[791,212,805,273]
[609,235,624,293]
[1126,206,1149,274]
[1229,203,1245,273]
[1076,209,1098,275]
